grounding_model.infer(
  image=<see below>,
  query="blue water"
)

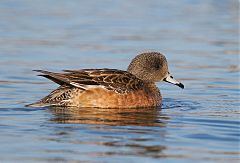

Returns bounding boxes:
[0,0,239,162]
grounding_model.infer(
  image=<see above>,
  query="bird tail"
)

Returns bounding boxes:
[25,101,52,107]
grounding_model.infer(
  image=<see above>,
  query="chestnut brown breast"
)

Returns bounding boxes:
[74,86,161,108]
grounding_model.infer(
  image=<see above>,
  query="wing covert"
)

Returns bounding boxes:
[35,69,144,93]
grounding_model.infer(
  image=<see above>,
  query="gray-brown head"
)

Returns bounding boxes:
[127,52,184,89]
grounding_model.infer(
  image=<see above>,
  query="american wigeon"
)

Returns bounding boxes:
[27,52,184,108]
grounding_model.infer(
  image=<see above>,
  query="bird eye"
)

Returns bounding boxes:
[155,64,160,69]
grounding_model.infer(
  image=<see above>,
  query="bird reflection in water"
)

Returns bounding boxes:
[46,107,170,158]
[48,107,169,127]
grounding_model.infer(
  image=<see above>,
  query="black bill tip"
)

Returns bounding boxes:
[176,83,184,89]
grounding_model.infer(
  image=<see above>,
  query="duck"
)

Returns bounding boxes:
[27,52,184,108]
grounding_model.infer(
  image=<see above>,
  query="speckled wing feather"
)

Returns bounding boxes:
[34,69,144,93]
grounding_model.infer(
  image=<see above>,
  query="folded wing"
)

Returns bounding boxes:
[34,69,144,93]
